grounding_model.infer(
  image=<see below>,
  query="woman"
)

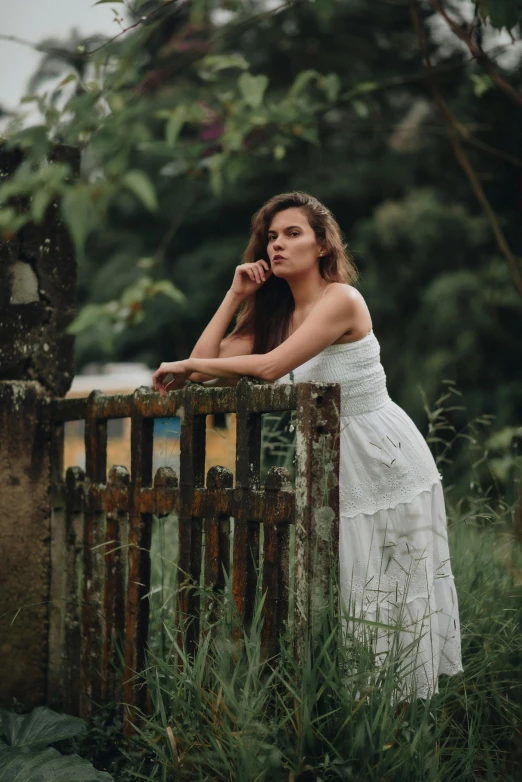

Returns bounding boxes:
[152,191,463,697]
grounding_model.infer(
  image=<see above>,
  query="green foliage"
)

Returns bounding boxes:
[0,707,112,780]
[122,170,158,212]
[0,1,347,347]
[66,275,185,347]
[1,0,521,464]
[0,1,337,255]
[478,0,522,30]
[61,187,101,261]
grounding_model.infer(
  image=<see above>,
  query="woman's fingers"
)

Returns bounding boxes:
[245,266,260,285]
[152,365,172,393]
[154,376,167,394]
[256,259,271,281]
[235,261,271,289]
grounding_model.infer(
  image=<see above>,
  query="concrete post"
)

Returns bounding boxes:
[0,145,78,707]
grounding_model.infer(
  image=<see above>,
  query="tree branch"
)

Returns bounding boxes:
[429,0,522,109]
[0,34,77,59]
[409,0,522,297]
[86,0,182,56]
[0,1,182,61]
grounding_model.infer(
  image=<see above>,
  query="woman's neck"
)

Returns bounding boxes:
[287,274,328,311]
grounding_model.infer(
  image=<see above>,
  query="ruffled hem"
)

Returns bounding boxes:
[339,484,457,605]
[341,477,441,519]
[339,401,441,519]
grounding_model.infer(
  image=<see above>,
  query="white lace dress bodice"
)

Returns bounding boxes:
[276,330,463,698]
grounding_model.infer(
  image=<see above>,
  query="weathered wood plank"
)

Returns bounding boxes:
[103,466,129,706]
[124,389,154,723]
[152,466,179,517]
[176,389,206,656]
[233,382,262,629]
[204,466,233,596]
[261,468,292,657]
[81,391,107,718]
[293,383,341,662]
[232,513,260,629]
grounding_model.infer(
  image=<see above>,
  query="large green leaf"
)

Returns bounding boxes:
[122,170,158,212]
[197,53,249,81]
[165,107,187,147]
[66,303,111,335]
[0,746,112,781]
[481,0,522,29]
[149,279,186,304]
[289,69,319,97]
[60,188,99,260]
[30,188,54,224]
[238,73,269,109]
[0,707,85,749]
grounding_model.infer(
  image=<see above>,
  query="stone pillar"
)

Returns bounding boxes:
[0,145,78,707]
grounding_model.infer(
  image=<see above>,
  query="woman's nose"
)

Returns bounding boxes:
[273,237,284,250]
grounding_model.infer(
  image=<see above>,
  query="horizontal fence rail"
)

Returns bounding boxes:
[49,379,340,725]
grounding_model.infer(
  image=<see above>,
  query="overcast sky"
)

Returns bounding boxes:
[0,0,118,111]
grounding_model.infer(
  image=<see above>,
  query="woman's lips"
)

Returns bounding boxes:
[272,255,285,263]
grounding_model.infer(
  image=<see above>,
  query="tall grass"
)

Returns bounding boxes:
[115,509,521,781]
[84,387,522,780]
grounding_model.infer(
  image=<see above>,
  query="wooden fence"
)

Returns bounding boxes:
[49,378,340,725]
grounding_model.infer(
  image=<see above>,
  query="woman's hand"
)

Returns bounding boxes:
[230,260,272,298]
[152,360,191,397]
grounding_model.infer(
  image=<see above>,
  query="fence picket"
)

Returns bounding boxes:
[294,383,340,662]
[103,466,129,707]
[204,466,233,622]
[62,467,85,715]
[262,467,292,657]
[81,391,108,717]
[124,390,154,721]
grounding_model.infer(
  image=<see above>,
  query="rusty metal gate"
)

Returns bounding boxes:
[49,378,340,725]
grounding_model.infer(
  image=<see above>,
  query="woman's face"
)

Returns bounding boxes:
[267,207,322,278]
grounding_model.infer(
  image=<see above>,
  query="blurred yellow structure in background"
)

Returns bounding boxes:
[64,363,237,480]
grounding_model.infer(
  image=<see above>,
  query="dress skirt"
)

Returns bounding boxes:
[337,400,463,698]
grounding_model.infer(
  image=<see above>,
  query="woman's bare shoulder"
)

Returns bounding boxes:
[325,281,361,294]
[324,282,366,306]
[324,283,371,340]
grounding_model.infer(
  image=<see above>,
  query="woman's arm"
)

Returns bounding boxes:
[186,284,361,381]
[186,260,270,382]
[190,334,254,385]
[187,289,246,382]
[153,285,362,394]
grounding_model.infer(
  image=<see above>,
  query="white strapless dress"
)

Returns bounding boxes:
[277,330,463,697]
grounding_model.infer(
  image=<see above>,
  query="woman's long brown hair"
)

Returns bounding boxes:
[231,191,358,354]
